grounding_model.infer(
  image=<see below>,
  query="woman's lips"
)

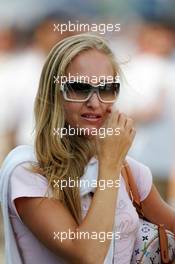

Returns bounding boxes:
[81,113,102,123]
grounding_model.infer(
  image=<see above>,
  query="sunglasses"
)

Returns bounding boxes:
[60,81,120,103]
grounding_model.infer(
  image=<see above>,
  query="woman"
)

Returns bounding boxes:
[2,33,175,264]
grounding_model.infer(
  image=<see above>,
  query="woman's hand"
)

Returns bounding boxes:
[95,110,136,168]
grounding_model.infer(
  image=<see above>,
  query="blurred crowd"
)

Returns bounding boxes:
[115,17,175,204]
[0,0,175,219]
[0,11,76,162]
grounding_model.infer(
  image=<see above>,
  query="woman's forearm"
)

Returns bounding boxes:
[73,161,121,264]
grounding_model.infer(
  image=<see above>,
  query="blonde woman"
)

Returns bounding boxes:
[1,34,175,264]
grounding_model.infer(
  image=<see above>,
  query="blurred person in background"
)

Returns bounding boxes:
[117,16,175,200]
[0,26,19,164]
[0,27,17,66]
[0,11,76,165]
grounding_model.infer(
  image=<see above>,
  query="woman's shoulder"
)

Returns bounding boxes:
[125,156,153,201]
[11,161,48,185]
[126,155,152,176]
[9,161,52,202]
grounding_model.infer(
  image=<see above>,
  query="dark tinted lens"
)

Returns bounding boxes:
[65,82,91,100]
[99,83,120,101]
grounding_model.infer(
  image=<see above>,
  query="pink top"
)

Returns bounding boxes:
[8,156,152,264]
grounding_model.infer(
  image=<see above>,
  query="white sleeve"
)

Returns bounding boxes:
[126,156,153,201]
[9,162,52,219]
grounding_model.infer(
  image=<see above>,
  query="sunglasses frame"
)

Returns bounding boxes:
[60,81,120,103]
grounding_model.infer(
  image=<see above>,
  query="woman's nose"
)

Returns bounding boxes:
[86,91,101,108]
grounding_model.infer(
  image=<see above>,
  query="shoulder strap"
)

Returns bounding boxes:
[121,160,144,218]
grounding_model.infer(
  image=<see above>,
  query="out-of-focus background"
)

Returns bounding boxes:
[0,0,175,262]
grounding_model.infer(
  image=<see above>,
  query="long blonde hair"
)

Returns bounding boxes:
[33,33,119,224]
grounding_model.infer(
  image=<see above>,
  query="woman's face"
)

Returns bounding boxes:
[63,49,116,136]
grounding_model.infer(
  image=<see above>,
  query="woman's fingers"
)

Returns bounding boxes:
[117,113,126,127]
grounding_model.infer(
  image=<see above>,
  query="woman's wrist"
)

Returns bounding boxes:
[98,159,122,180]
[98,156,123,170]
